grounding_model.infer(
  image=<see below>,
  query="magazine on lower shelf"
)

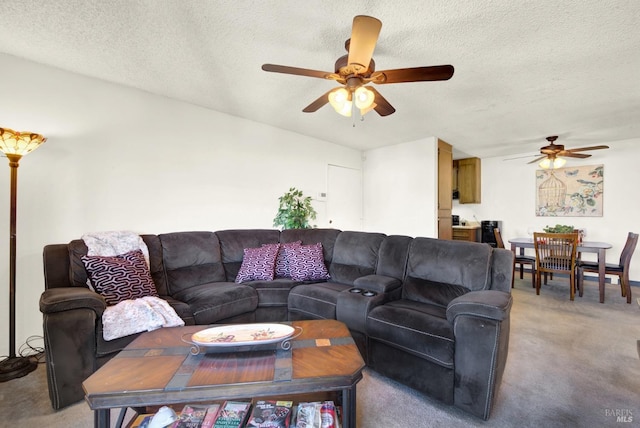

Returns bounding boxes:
[212,401,251,428]
[291,401,340,428]
[246,400,293,428]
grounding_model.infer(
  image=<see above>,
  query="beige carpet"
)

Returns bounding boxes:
[1,277,638,427]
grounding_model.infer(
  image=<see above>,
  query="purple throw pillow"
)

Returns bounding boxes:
[285,242,331,281]
[269,240,302,278]
[235,243,280,283]
[81,249,158,306]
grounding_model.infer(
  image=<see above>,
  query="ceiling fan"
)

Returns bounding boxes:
[261,15,454,117]
[528,136,609,168]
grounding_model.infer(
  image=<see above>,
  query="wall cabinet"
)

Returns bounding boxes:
[457,157,481,204]
[437,140,453,240]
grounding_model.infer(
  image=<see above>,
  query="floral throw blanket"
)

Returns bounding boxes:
[82,230,150,266]
[102,296,184,341]
[82,230,184,341]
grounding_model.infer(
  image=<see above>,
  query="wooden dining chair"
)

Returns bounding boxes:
[494,228,536,288]
[533,232,579,300]
[576,232,638,303]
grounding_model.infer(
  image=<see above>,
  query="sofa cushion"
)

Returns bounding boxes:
[406,238,492,291]
[367,299,455,368]
[235,244,279,283]
[159,231,227,295]
[173,282,258,324]
[285,243,330,281]
[216,229,281,281]
[81,250,158,306]
[402,276,469,308]
[376,235,413,279]
[279,228,341,263]
[287,282,351,320]
[141,234,169,296]
[68,239,90,288]
[245,278,301,307]
[329,231,386,285]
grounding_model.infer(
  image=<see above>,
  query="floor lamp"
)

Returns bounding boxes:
[0,127,46,382]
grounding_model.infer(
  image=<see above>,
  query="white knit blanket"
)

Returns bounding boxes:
[82,230,184,341]
[82,230,150,266]
[101,296,184,341]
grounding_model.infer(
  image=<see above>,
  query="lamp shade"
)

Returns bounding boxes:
[0,128,46,158]
[553,157,566,168]
[354,86,375,109]
[539,157,566,169]
[328,88,352,117]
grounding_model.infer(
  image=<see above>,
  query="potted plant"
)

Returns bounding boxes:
[273,187,317,230]
[543,224,575,233]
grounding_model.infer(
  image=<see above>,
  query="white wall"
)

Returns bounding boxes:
[453,139,640,284]
[362,138,438,237]
[0,54,362,356]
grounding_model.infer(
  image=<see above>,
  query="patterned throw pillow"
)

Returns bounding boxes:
[270,240,302,278]
[235,243,280,283]
[81,249,158,306]
[285,242,331,281]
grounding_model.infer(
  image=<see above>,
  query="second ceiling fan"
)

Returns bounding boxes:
[261,15,454,117]
[528,136,609,168]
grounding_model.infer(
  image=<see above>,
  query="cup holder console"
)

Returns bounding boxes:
[349,288,377,297]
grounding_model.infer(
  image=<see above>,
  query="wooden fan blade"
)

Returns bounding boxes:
[558,152,591,159]
[566,145,609,152]
[369,87,395,116]
[302,89,333,113]
[371,65,454,84]
[262,64,337,80]
[527,156,547,164]
[347,16,382,74]
[503,154,539,161]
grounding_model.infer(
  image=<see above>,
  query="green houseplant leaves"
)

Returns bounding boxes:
[543,224,575,233]
[273,187,317,230]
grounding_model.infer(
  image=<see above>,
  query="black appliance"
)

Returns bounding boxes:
[481,220,502,247]
[452,215,460,226]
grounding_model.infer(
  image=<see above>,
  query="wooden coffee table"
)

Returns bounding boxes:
[83,319,364,428]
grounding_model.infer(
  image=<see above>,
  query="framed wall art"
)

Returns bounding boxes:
[536,164,603,217]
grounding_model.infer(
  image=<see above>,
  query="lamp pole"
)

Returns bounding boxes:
[8,154,20,361]
[0,128,45,382]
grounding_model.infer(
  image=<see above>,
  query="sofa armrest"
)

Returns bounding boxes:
[445,289,513,420]
[40,287,106,410]
[446,290,512,323]
[353,274,401,293]
[40,287,106,316]
[337,275,402,334]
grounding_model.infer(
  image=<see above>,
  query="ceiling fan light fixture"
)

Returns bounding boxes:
[328,88,352,116]
[539,157,566,169]
[553,157,567,168]
[354,86,375,109]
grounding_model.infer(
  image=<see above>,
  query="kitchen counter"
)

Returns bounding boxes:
[452,225,480,242]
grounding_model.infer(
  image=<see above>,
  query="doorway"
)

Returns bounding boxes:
[326,164,363,231]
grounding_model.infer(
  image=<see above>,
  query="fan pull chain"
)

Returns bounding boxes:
[352,101,357,127]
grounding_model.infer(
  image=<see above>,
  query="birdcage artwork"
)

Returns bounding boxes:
[538,171,566,209]
[536,165,603,217]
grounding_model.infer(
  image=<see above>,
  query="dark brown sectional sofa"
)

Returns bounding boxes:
[39,228,514,420]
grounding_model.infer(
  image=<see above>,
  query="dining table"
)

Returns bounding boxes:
[508,237,612,303]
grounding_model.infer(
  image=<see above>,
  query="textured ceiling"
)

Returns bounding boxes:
[1,0,639,159]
